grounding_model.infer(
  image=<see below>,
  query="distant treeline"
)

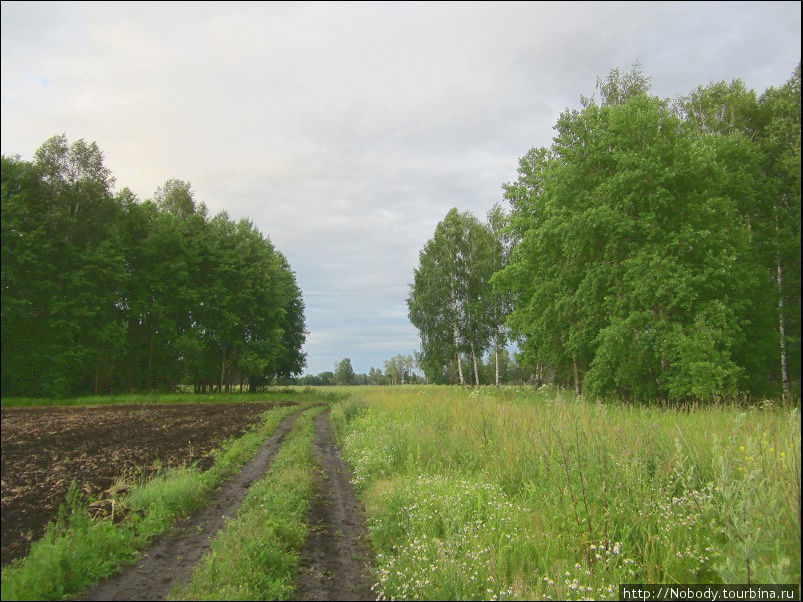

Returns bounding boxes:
[2,136,306,396]
[294,351,536,386]
[409,64,801,402]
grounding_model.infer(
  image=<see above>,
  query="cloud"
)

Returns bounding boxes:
[2,1,800,375]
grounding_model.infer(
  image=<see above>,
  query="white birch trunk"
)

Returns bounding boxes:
[495,339,500,389]
[774,209,790,401]
[471,340,480,386]
[777,254,790,401]
[453,324,465,385]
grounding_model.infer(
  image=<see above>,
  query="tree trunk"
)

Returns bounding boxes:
[777,254,790,401]
[573,356,581,396]
[220,349,226,393]
[773,205,790,402]
[470,340,480,386]
[147,334,154,391]
[453,325,465,385]
[495,339,500,389]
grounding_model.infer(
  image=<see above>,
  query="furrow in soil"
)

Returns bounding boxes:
[296,408,375,601]
[81,406,307,601]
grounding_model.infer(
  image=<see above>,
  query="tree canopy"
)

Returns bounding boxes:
[407,64,800,401]
[407,208,504,385]
[496,64,801,401]
[2,135,307,396]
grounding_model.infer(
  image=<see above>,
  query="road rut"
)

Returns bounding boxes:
[81,406,306,601]
[295,409,375,601]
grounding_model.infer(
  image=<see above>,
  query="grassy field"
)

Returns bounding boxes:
[330,386,801,600]
[1,386,799,600]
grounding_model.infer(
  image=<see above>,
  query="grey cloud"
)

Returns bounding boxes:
[2,1,799,375]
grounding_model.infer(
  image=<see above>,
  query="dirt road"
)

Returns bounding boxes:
[80,405,375,601]
[295,409,375,601]
[81,407,305,601]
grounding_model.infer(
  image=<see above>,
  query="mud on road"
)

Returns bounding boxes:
[0,401,291,566]
[81,407,307,601]
[296,409,375,601]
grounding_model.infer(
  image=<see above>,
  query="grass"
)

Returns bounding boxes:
[174,405,325,600]
[2,385,798,600]
[330,385,801,600]
[0,402,307,601]
[0,387,325,408]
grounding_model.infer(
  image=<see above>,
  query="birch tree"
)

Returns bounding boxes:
[408,208,497,385]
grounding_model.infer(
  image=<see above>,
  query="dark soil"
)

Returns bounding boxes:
[0,401,291,566]
[80,407,306,601]
[295,409,375,601]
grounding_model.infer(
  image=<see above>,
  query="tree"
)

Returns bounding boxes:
[407,208,498,385]
[334,357,356,385]
[2,136,125,395]
[676,66,801,399]
[383,354,417,384]
[486,204,512,387]
[498,66,764,401]
[758,66,801,400]
[2,135,307,396]
[154,179,196,218]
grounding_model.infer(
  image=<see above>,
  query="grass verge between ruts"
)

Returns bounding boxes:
[174,405,325,600]
[0,402,308,601]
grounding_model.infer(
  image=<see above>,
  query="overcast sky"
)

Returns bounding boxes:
[2,2,800,375]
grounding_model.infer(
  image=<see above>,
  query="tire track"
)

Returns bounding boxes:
[296,408,375,601]
[81,406,307,601]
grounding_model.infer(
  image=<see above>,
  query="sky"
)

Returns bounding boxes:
[1,1,800,375]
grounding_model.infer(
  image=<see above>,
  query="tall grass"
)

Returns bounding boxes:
[0,403,306,600]
[330,386,801,600]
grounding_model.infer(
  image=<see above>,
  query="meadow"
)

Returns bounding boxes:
[0,386,799,601]
[329,386,801,600]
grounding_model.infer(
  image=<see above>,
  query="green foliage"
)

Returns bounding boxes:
[497,65,801,402]
[407,208,504,384]
[1,136,307,396]
[334,357,356,385]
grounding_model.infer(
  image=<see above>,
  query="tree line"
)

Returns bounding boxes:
[294,350,540,387]
[297,355,424,386]
[2,135,306,396]
[408,64,800,402]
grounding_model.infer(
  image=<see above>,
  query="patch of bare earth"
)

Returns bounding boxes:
[0,401,292,566]
[295,409,375,601]
[80,407,306,601]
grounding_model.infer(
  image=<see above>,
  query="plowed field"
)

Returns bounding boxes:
[0,402,289,566]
